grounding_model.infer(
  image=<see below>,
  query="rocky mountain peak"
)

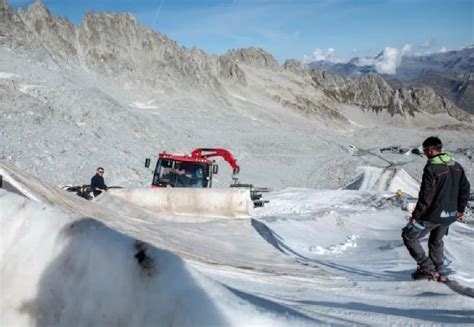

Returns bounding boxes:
[223,47,280,70]
[18,0,73,32]
[0,0,14,25]
[0,0,10,10]
[357,74,394,98]
[283,59,306,75]
[0,0,38,49]
[82,11,138,29]
[25,0,50,18]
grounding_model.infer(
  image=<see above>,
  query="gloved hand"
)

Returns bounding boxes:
[410,219,426,230]
[456,211,464,222]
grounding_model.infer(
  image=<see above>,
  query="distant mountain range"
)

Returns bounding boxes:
[307,46,474,114]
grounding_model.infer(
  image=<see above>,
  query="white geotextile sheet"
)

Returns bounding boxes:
[108,187,252,219]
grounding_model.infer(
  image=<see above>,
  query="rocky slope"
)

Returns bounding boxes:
[388,71,474,115]
[310,71,472,121]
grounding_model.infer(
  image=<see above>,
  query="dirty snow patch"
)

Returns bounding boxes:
[0,72,20,79]
[229,93,248,101]
[130,101,159,109]
[348,119,366,128]
[309,235,359,255]
[18,84,44,97]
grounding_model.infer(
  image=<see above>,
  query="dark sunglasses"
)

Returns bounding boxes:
[98,170,104,173]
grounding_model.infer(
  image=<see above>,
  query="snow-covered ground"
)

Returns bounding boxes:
[1,161,473,326]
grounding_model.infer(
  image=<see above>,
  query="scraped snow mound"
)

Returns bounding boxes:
[345,166,420,197]
[0,191,217,326]
[0,160,314,326]
[0,191,309,327]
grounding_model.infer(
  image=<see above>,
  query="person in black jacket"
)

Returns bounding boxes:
[402,136,470,281]
[91,167,108,197]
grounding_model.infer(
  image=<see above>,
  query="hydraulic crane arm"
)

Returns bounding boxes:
[191,148,240,175]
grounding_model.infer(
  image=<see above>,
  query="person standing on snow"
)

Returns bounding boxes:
[91,167,108,197]
[402,136,470,282]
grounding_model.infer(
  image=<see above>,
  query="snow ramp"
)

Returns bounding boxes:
[0,191,223,326]
[345,166,419,197]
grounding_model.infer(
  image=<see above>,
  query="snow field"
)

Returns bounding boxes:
[1,161,472,325]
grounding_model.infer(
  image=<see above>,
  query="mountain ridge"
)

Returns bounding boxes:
[0,0,472,123]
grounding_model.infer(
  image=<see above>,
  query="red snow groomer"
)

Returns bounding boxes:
[144,148,268,207]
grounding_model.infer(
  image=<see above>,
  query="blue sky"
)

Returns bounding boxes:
[8,0,474,63]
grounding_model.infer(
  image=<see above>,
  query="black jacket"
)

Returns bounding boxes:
[91,174,108,197]
[412,153,470,224]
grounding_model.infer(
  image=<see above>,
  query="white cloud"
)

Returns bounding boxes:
[303,48,341,63]
[374,47,399,74]
[401,44,412,54]
[370,43,411,75]
[313,49,326,61]
[439,46,448,53]
[357,57,375,66]
[327,48,335,61]
[304,43,411,73]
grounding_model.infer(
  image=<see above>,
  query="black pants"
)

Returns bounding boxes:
[401,221,450,272]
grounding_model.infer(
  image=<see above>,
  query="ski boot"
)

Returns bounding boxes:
[411,267,436,281]
[412,267,449,282]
